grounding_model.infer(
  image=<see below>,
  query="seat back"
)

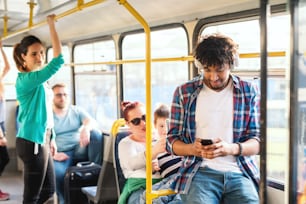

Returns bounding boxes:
[92,131,118,202]
[111,118,130,198]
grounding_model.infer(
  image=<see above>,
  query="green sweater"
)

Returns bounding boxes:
[16,54,64,144]
[118,178,162,204]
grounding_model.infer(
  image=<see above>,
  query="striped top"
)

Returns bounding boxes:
[157,152,182,178]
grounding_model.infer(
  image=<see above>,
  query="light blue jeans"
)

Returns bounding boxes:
[181,166,259,204]
[140,174,182,204]
[127,175,182,204]
[54,130,103,204]
[128,188,145,204]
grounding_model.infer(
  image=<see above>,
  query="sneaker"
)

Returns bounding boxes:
[0,190,9,201]
[0,190,8,195]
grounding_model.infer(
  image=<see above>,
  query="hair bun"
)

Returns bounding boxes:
[121,101,132,111]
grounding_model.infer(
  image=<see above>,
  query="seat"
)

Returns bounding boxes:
[111,119,130,197]
[81,132,118,204]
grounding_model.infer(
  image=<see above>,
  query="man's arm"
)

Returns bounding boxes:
[79,117,97,147]
[172,140,197,156]
[237,138,260,156]
[80,118,96,131]
[0,40,10,79]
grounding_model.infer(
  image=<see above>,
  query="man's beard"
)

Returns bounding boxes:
[54,103,66,109]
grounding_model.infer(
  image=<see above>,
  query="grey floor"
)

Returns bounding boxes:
[0,168,117,204]
[0,171,23,204]
[0,171,57,204]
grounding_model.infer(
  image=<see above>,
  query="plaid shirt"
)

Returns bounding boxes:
[166,74,260,194]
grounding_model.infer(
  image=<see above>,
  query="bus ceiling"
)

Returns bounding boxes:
[0,0,287,46]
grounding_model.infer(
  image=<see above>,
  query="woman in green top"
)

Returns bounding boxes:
[13,14,64,204]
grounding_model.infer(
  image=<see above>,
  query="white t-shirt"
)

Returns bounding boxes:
[53,105,91,152]
[196,80,241,172]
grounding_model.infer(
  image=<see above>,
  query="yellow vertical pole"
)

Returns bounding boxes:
[2,0,8,37]
[27,1,37,27]
[2,16,9,37]
[117,0,153,203]
[77,0,84,8]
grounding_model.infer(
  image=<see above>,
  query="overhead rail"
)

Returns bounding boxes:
[1,0,106,40]
[27,1,36,27]
[1,0,8,36]
[66,51,286,66]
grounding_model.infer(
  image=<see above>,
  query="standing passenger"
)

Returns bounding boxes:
[166,33,260,203]
[0,40,11,201]
[14,14,64,204]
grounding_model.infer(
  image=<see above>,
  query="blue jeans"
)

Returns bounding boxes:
[181,167,259,204]
[128,188,145,204]
[140,174,182,204]
[54,130,103,204]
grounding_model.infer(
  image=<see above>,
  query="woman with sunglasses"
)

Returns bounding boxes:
[118,101,166,204]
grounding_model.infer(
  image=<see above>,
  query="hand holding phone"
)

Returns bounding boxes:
[201,139,213,146]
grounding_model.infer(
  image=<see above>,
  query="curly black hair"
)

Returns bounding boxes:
[194,33,238,69]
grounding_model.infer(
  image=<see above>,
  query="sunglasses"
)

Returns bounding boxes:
[129,114,146,126]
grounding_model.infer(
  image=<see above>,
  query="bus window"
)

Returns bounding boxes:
[73,40,117,131]
[122,27,189,109]
[74,40,116,73]
[47,46,71,90]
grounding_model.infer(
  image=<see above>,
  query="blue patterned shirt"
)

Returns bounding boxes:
[166,74,260,194]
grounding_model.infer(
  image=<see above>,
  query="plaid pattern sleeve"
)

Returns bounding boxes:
[166,75,203,193]
[232,76,261,190]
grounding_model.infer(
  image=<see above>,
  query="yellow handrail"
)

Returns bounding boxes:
[2,15,9,37]
[68,51,285,67]
[111,118,126,137]
[240,51,286,58]
[27,1,37,27]
[1,0,106,40]
[117,1,179,203]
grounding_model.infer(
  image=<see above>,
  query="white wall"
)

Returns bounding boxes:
[4,100,22,171]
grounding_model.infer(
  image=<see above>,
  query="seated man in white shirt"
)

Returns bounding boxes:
[52,83,103,204]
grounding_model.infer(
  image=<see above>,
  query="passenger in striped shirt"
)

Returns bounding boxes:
[140,104,182,204]
[154,103,182,178]
[166,33,260,204]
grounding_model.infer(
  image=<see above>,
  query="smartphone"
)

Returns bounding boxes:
[166,119,170,132]
[201,139,213,146]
